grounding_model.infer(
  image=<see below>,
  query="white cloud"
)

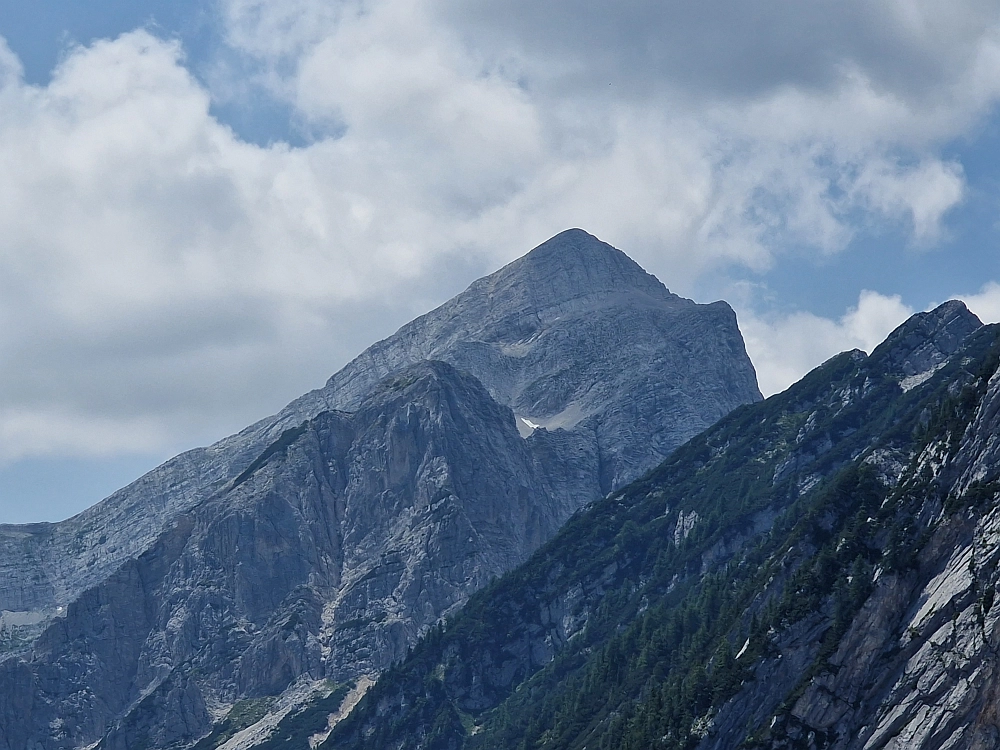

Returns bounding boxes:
[2,0,1000,464]
[0,30,483,461]
[740,291,915,397]
[958,281,1000,323]
[218,0,999,275]
[850,158,965,244]
[0,409,168,463]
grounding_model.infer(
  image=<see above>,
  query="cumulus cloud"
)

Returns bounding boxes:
[958,281,1000,323]
[0,31,486,461]
[850,158,965,244]
[220,0,995,271]
[2,0,1000,465]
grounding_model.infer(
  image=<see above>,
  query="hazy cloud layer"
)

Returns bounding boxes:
[1,0,999,464]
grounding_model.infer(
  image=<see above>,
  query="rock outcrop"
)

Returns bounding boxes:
[0,229,758,618]
[320,228,759,493]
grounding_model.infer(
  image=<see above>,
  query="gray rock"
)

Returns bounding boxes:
[712,304,1000,750]
[320,228,761,493]
[869,299,982,379]
[0,229,758,619]
[305,301,1000,750]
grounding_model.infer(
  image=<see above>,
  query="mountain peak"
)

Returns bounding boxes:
[870,299,983,378]
[523,228,634,268]
[323,293,1000,750]
[476,228,676,307]
[318,228,759,491]
[0,229,766,750]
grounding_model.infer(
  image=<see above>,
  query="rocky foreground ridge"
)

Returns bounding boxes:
[0,230,761,749]
[318,301,1000,750]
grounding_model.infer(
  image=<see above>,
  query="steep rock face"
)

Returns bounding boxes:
[778,357,1000,750]
[0,362,600,750]
[320,301,1000,750]
[0,230,762,750]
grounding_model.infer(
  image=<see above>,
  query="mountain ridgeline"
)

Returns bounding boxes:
[320,301,1000,750]
[0,230,762,750]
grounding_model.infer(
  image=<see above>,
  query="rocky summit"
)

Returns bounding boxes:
[0,230,760,750]
[321,227,761,493]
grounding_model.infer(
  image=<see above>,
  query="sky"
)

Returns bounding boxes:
[0,0,998,524]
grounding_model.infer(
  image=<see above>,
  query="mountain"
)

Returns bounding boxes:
[319,228,760,494]
[317,301,1000,750]
[0,229,757,623]
[0,230,761,750]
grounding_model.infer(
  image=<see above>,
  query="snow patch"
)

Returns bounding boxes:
[515,416,541,438]
[514,401,595,438]
[736,638,750,659]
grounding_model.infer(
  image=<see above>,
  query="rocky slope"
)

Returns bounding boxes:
[319,301,1000,750]
[0,230,761,750]
[0,363,581,750]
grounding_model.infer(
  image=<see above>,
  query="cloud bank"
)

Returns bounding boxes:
[1,0,999,462]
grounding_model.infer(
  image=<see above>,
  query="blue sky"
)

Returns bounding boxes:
[2,1,211,91]
[0,0,998,523]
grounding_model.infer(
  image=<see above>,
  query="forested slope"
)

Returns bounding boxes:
[323,302,1000,750]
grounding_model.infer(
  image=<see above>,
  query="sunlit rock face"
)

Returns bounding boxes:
[0,229,760,750]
